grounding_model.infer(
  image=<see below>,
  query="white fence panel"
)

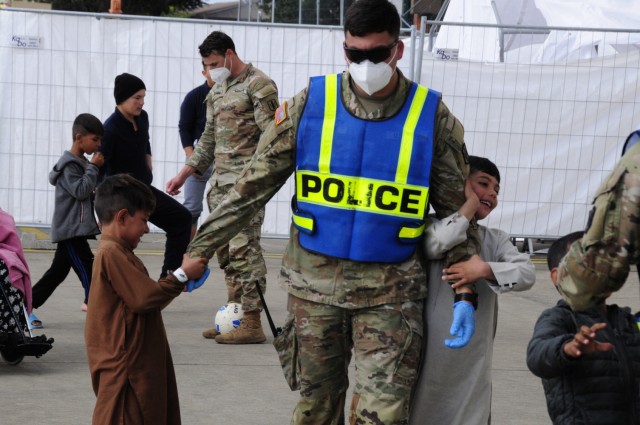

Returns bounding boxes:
[1,9,639,240]
[0,9,350,236]
[417,24,640,238]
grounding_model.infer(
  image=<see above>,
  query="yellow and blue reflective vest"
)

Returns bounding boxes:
[292,74,441,262]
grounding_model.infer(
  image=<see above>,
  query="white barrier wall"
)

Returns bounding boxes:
[1,9,638,239]
[420,25,640,238]
[0,9,350,236]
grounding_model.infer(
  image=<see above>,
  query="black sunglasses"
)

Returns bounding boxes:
[343,40,399,64]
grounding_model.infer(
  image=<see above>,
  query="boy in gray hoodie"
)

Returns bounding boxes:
[30,113,104,327]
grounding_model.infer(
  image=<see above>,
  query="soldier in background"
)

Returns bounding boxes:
[557,127,640,311]
[167,0,479,422]
[178,59,215,241]
[166,31,279,344]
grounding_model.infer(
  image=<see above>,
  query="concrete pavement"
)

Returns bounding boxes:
[2,230,640,425]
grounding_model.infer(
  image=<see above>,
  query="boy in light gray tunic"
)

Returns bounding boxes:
[410,156,536,425]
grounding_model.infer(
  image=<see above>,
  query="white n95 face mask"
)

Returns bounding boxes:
[209,56,231,84]
[348,49,397,96]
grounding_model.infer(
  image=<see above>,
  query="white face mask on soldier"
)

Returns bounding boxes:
[209,56,231,84]
[348,49,397,96]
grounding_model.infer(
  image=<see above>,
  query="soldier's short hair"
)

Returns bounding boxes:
[199,31,236,57]
[95,174,156,224]
[344,0,400,39]
[547,231,584,271]
[72,113,104,140]
[469,155,501,183]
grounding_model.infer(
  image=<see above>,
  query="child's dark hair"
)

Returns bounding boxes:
[198,31,236,58]
[469,155,501,183]
[344,0,400,39]
[547,231,584,271]
[94,174,155,224]
[72,113,104,139]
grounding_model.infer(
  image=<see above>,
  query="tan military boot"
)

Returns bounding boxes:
[202,327,219,339]
[214,310,266,344]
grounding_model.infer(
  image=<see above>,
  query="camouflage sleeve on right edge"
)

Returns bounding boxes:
[557,144,640,311]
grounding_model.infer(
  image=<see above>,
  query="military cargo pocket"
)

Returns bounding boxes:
[273,313,300,391]
[254,84,279,113]
[391,301,423,388]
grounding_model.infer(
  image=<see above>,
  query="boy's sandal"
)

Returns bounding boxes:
[29,312,43,329]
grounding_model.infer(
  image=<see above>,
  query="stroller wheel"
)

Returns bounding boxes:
[1,349,24,365]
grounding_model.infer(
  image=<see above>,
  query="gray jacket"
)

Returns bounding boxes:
[49,151,100,243]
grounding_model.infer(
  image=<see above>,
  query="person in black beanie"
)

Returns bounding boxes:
[100,72,191,278]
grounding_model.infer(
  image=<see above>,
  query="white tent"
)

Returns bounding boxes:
[433,0,640,63]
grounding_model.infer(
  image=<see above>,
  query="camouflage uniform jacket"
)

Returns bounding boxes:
[187,63,279,186]
[558,142,640,311]
[188,71,480,309]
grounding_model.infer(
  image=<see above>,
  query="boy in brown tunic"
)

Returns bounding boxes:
[85,174,208,425]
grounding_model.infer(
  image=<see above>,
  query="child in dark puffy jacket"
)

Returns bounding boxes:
[527,231,640,425]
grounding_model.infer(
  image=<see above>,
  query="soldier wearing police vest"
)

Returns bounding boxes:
[166,0,480,422]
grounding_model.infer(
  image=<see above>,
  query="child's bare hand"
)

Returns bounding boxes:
[563,323,613,358]
[91,152,104,168]
[180,254,208,279]
[458,180,481,221]
[465,179,480,210]
[444,255,492,287]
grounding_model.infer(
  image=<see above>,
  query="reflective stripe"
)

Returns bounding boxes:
[319,74,338,174]
[399,223,425,239]
[396,85,428,184]
[292,214,314,232]
[317,76,429,186]
[296,170,428,219]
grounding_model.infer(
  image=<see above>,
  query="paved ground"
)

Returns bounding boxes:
[2,230,640,424]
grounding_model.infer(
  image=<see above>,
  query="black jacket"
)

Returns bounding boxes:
[527,300,640,424]
[178,81,210,149]
[100,108,153,185]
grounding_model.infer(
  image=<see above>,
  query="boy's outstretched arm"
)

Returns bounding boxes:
[527,309,610,378]
[102,250,206,313]
[527,309,577,378]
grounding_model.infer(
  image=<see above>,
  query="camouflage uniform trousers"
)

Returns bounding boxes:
[287,294,423,425]
[207,183,267,312]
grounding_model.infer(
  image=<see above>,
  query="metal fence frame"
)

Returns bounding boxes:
[2,8,639,241]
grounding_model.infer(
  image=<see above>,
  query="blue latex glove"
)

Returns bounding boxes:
[185,267,210,293]
[445,301,475,349]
